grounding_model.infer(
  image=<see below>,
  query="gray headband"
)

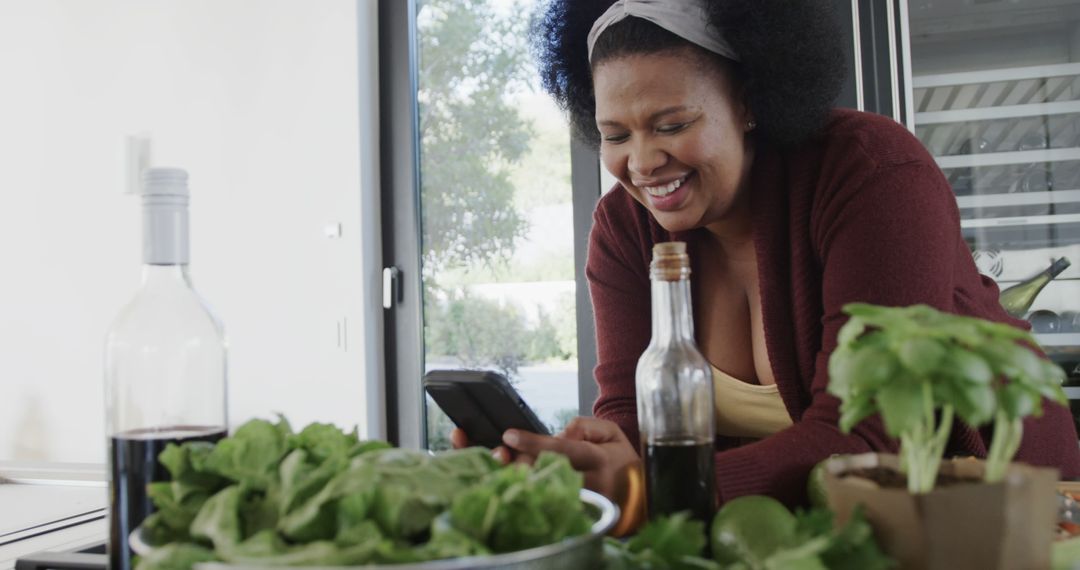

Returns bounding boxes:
[587,0,739,63]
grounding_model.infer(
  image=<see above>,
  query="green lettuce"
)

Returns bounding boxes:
[137,418,592,570]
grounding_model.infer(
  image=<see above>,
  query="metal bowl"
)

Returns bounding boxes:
[132,488,618,570]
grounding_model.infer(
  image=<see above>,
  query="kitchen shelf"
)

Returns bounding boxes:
[915,62,1080,353]
[937,148,1080,169]
[913,62,1080,90]
[917,100,1080,125]
[960,213,1080,229]
[1037,333,1080,348]
[956,190,1080,209]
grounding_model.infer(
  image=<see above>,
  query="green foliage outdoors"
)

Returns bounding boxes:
[828,303,1067,492]
[604,496,891,570]
[424,289,574,381]
[416,0,578,385]
[137,417,592,570]
[417,0,533,276]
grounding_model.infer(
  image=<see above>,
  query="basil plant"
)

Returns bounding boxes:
[827,303,1067,493]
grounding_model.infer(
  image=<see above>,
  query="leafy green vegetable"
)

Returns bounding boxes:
[602,512,714,570]
[446,451,589,553]
[605,497,892,570]
[201,418,292,492]
[137,418,593,570]
[711,496,797,566]
[134,543,218,570]
[828,303,1067,491]
[189,486,242,550]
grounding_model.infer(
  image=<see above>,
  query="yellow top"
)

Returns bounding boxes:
[712,364,793,439]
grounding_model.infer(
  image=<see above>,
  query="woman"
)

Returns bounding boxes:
[454,0,1080,507]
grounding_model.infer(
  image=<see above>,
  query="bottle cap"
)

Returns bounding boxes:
[140,167,190,264]
[650,241,690,281]
[142,168,189,204]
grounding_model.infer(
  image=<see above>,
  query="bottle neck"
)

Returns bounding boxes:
[650,277,695,345]
[140,263,193,288]
[142,201,189,265]
[1048,257,1071,279]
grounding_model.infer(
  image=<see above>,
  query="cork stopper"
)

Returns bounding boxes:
[650,241,690,281]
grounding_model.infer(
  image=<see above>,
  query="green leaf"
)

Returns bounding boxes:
[449,484,499,543]
[936,379,995,428]
[289,423,359,464]
[711,496,796,566]
[829,343,896,406]
[836,317,867,349]
[939,350,993,385]
[999,383,1039,420]
[134,543,217,570]
[202,419,290,490]
[819,506,894,570]
[630,511,707,561]
[897,337,947,377]
[220,529,288,561]
[189,486,242,550]
[278,449,347,516]
[158,442,225,496]
[239,489,278,538]
[839,393,877,433]
[876,380,928,438]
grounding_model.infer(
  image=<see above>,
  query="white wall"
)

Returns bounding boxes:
[0,0,380,463]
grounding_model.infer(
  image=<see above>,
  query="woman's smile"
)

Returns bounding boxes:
[638,171,695,211]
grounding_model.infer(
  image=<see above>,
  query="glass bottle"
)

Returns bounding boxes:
[104,168,228,570]
[635,241,716,523]
[999,257,1071,318]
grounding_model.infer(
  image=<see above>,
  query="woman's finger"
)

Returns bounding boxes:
[512,451,537,466]
[503,429,603,470]
[560,416,625,443]
[492,445,512,465]
[450,428,470,449]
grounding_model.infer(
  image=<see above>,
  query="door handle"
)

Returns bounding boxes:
[382,266,402,309]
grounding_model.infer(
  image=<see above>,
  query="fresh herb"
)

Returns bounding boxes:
[604,496,891,570]
[828,303,1067,491]
[137,417,591,570]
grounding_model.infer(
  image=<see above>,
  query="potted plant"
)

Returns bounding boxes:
[822,303,1067,570]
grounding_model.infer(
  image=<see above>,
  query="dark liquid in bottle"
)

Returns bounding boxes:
[644,440,716,524]
[109,426,226,570]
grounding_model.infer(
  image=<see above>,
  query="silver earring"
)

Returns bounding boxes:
[747,120,757,131]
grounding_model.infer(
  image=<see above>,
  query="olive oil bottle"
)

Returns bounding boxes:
[635,242,716,523]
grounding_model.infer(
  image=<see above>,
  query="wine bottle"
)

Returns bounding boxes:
[635,242,716,524]
[998,257,1071,318]
[104,168,228,570]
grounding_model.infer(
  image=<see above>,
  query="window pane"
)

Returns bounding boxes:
[415,0,579,450]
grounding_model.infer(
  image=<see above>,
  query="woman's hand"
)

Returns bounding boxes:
[449,428,515,464]
[501,417,640,499]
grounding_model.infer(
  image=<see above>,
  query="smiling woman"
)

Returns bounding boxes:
[483,0,1080,511]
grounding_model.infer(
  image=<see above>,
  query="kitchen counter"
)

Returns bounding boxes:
[0,462,107,570]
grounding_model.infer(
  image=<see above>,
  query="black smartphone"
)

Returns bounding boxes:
[423,369,551,448]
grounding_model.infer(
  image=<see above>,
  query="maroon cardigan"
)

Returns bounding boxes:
[586,109,1080,506]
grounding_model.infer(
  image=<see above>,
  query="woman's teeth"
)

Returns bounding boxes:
[643,175,688,197]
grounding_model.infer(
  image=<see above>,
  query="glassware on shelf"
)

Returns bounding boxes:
[1030,309,1062,334]
[1016,162,1055,194]
[1061,311,1080,334]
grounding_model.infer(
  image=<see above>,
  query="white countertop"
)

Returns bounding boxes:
[0,462,108,570]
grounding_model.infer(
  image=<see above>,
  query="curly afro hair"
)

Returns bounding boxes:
[532,0,847,148]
